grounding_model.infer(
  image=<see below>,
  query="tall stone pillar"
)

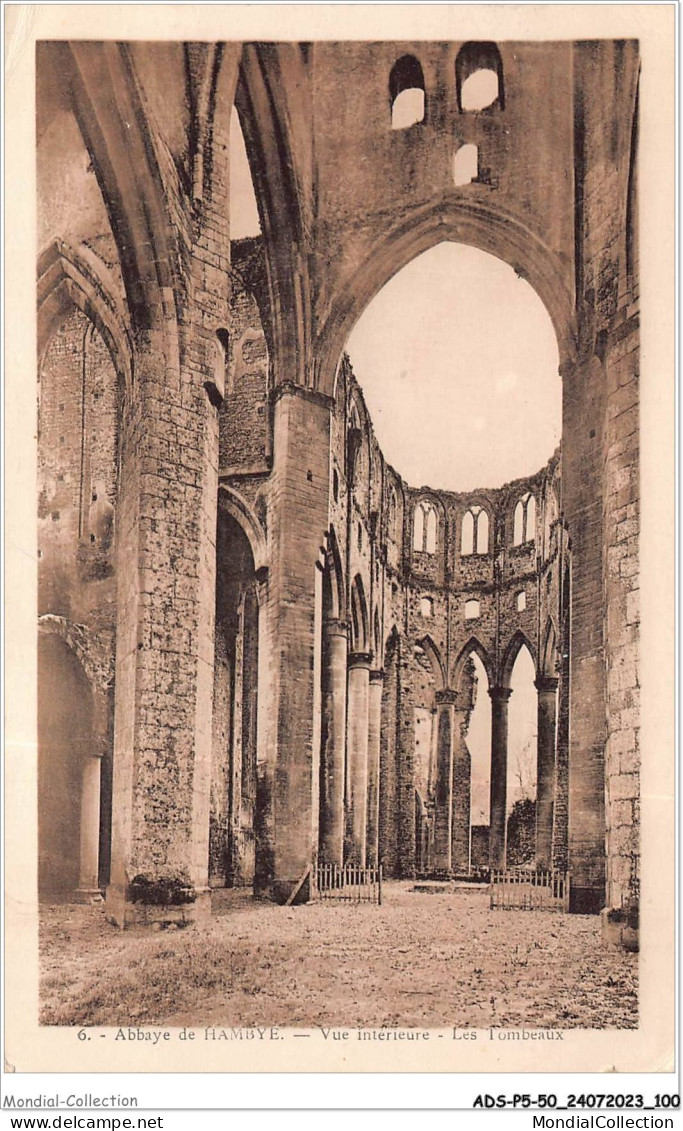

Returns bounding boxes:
[346,652,371,866]
[261,385,333,902]
[489,686,512,869]
[562,352,607,912]
[75,753,103,901]
[433,690,457,873]
[535,676,559,869]
[253,567,274,894]
[366,669,384,867]
[319,618,348,865]
[107,336,219,926]
[552,634,570,870]
[451,694,473,873]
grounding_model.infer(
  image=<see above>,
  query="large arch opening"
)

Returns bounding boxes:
[345,242,561,491]
[37,277,121,902]
[332,238,563,882]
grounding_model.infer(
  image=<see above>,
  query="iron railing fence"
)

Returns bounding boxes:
[314,862,383,905]
[489,868,570,912]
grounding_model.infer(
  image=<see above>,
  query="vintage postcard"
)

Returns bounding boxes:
[2,2,676,1084]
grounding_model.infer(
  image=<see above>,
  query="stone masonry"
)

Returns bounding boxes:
[36,39,640,944]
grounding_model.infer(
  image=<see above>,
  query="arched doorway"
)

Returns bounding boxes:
[506,642,538,867]
[211,509,260,888]
[454,644,492,872]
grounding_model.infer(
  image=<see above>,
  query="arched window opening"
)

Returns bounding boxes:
[345,243,561,494]
[516,590,526,613]
[420,596,433,618]
[413,500,438,554]
[465,599,480,620]
[456,42,505,113]
[388,486,397,530]
[347,402,364,482]
[413,502,425,551]
[389,55,426,130]
[453,143,478,186]
[461,509,474,556]
[357,522,363,552]
[351,596,360,649]
[207,328,229,408]
[350,575,369,652]
[460,69,499,112]
[513,492,536,546]
[332,468,339,502]
[513,499,524,545]
[526,494,536,541]
[476,508,489,554]
[461,505,488,556]
[425,505,437,553]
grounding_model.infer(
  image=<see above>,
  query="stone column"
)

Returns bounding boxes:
[562,353,607,913]
[433,690,457,873]
[365,669,384,868]
[319,618,348,865]
[253,567,274,895]
[346,651,372,866]
[262,385,333,902]
[535,675,559,869]
[75,753,104,901]
[552,639,570,870]
[489,686,512,869]
[228,596,245,884]
[106,337,219,927]
[451,701,472,874]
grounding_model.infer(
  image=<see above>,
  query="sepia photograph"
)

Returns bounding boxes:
[3,3,675,1081]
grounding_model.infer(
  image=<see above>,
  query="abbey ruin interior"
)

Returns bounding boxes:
[36,39,640,946]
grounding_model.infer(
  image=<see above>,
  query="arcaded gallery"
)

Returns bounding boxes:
[36,39,640,946]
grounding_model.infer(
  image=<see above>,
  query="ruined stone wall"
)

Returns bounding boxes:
[571,41,640,918]
[37,300,121,894]
[309,41,574,347]
[575,42,640,918]
[219,239,271,474]
[35,40,641,924]
[224,255,566,879]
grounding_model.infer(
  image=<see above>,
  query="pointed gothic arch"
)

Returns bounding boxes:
[500,629,538,688]
[217,486,268,574]
[541,617,559,678]
[37,239,133,396]
[316,205,575,396]
[452,636,495,690]
[350,574,369,652]
[60,42,181,339]
[415,633,446,691]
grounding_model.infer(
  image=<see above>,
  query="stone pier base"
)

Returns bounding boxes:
[600,906,639,952]
[105,885,212,929]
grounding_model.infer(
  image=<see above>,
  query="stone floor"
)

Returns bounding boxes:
[39,883,638,1030]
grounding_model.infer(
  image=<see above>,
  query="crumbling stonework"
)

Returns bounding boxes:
[36,38,640,944]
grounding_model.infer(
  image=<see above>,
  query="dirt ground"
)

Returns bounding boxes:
[39,883,637,1030]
